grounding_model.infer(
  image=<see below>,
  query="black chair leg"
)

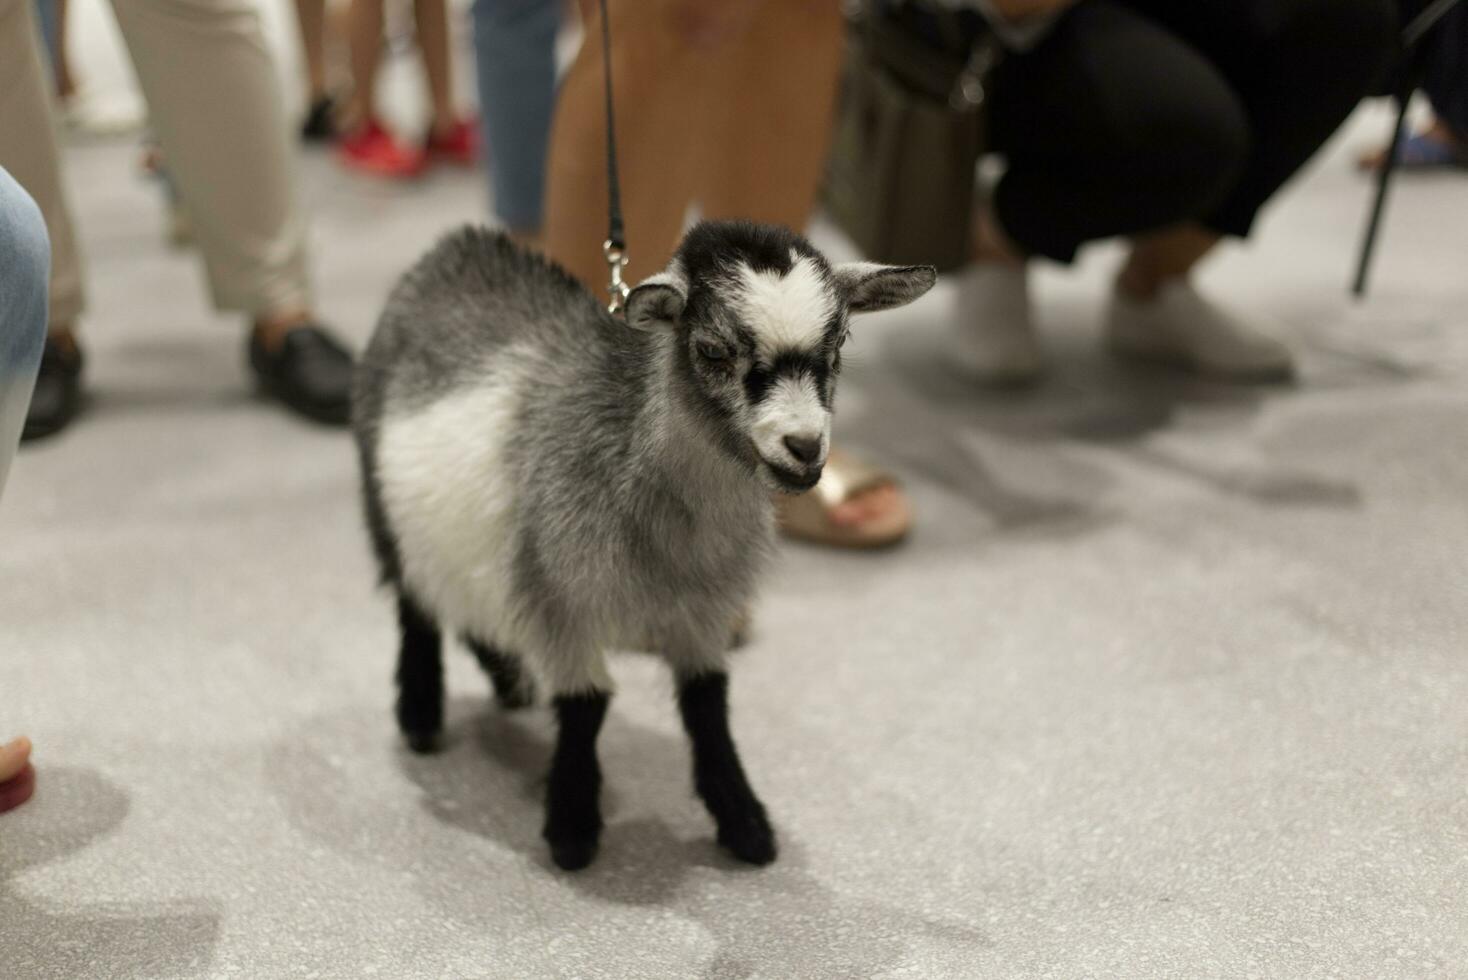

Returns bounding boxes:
[1352,0,1464,298]
[1352,90,1414,299]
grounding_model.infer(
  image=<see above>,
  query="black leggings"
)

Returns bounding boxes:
[987,0,1398,263]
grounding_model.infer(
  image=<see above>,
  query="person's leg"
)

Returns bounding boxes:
[1419,5,1468,156]
[541,0,714,289]
[107,0,354,423]
[695,0,844,231]
[346,0,384,127]
[0,0,86,438]
[109,0,311,325]
[412,0,455,137]
[693,0,914,541]
[0,0,85,333]
[293,0,341,142]
[471,0,560,239]
[294,0,328,102]
[958,0,1249,379]
[1093,0,1395,379]
[985,1,1249,266]
[1119,0,1397,249]
[338,0,428,175]
[0,166,48,495]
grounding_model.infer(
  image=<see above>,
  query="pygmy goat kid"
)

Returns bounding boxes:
[352,220,935,870]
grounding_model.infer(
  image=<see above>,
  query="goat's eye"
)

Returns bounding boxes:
[697,340,732,363]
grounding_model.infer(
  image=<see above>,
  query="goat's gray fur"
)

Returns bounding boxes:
[352,220,934,867]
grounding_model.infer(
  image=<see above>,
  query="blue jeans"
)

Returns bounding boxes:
[0,166,49,500]
[471,0,560,233]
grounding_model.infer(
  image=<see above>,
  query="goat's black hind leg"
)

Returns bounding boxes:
[395,594,443,753]
[543,690,610,871]
[464,635,536,709]
[677,671,776,865]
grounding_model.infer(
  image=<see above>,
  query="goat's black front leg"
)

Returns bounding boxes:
[543,690,610,871]
[395,594,443,753]
[677,671,776,865]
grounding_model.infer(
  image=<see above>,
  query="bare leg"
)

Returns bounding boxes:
[293,0,329,101]
[542,0,713,288]
[346,0,385,126]
[1116,224,1220,300]
[412,0,455,136]
[698,3,907,535]
[696,0,843,230]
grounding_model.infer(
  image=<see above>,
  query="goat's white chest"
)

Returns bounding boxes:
[376,383,520,643]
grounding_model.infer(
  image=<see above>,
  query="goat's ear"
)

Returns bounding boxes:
[625,270,687,330]
[833,262,937,314]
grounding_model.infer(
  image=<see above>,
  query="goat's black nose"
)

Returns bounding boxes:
[783,434,822,465]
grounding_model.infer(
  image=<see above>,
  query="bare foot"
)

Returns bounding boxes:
[775,449,912,548]
[830,483,903,529]
[1357,119,1464,171]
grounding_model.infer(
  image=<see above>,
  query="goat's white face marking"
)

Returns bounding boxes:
[752,374,830,474]
[731,257,837,358]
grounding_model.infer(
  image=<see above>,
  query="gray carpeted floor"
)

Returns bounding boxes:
[2,107,1467,979]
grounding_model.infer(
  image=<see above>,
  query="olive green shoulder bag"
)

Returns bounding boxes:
[824,2,1002,273]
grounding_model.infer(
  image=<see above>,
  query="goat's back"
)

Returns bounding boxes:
[355,226,606,425]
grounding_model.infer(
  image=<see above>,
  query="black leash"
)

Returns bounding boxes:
[599,0,629,315]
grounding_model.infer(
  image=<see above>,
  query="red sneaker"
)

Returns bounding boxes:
[337,119,426,179]
[425,118,479,168]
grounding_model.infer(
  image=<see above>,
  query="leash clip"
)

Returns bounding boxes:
[604,239,630,317]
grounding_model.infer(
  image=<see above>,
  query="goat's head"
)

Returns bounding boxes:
[624,221,936,494]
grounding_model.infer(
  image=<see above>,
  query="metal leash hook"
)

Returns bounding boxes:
[604,239,629,316]
[597,0,630,320]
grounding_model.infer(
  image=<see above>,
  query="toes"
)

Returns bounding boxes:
[830,485,899,528]
[0,763,36,813]
[0,736,32,783]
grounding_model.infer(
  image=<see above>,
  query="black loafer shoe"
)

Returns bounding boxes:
[22,337,84,442]
[249,324,354,426]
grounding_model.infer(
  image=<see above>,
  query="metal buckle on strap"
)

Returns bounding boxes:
[604,240,630,317]
[950,40,999,111]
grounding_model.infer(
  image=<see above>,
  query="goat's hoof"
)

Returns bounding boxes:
[717,811,777,866]
[546,834,599,871]
[402,729,441,754]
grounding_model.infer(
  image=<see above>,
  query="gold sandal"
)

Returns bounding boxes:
[775,448,912,549]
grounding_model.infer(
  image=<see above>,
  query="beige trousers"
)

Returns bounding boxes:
[0,0,310,328]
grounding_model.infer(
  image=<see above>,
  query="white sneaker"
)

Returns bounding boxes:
[949,262,1045,384]
[1105,281,1295,382]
